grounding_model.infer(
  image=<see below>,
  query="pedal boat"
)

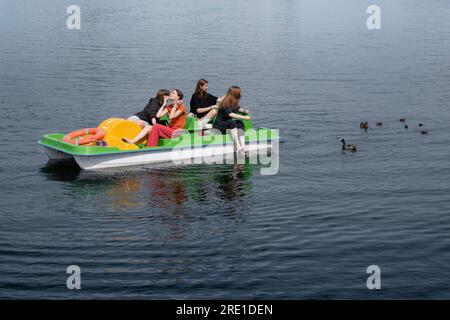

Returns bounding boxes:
[38,117,279,170]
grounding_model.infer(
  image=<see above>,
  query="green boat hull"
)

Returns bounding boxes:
[38,128,279,170]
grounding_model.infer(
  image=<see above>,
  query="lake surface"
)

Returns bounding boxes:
[1,0,450,298]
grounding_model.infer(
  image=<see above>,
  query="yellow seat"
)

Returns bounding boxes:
[97,118,146,150]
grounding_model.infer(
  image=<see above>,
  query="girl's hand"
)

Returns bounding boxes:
[243,109,250,114]
[163,96,169,104]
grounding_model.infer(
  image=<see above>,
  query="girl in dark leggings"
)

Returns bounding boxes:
[213,86,251,153]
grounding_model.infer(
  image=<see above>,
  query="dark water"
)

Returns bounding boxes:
[1,0,450,298]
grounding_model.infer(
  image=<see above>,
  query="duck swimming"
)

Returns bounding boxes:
[419,123,423,127]
[400,118,406,123]
[376,122,383,126]
[421,130,428,134]
[340,139,357,152]
[360,121,369,129]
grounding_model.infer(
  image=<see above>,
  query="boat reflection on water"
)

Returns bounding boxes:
[40,158,81,181]
[40,155,260,245]
[41,156,255,216]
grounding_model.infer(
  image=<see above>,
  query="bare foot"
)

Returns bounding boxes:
[122,137,134,144]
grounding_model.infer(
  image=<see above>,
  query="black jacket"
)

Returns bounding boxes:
[135,98,161,123]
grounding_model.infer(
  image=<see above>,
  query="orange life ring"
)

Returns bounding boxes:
[63,128,105,145]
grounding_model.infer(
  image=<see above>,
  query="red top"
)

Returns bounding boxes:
[166,104,186,129]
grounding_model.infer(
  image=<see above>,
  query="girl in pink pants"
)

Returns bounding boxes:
[146,123,185,147]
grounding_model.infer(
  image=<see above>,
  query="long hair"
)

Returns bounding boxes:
[155,89,170,105]
[220,86,241,110]
[194,79,208,100]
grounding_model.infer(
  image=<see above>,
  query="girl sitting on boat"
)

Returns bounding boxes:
[213,86,251,153]
[124,89,170,144]
[146,89,187,147]
[189,79,223,130]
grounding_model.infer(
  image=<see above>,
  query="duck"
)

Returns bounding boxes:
[376,122,383,126]
[400,118,406,123]
[360,121,369,129]
[419,123,423,127]
[340,139,357,152]
[421,130,428,134]
[404,124,409,129]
